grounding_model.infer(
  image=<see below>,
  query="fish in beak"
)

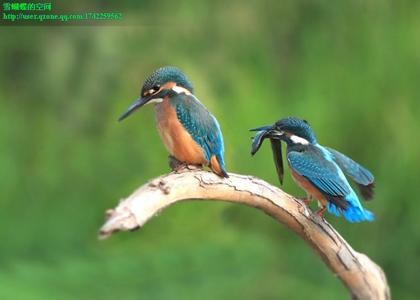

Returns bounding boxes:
[249,125,284,185]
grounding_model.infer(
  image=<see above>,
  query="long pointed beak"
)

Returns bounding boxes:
[118,96,149,122]
[249,125,273,132]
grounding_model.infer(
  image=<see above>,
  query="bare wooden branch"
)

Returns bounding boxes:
[99,169,390,300]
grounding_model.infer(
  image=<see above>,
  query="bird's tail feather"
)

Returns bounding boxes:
[327,202,374,222]
[210,155,229,178]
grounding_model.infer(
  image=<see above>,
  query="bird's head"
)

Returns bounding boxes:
[273,117,317,145]
[250,117,317,154]
[118,66,194,121]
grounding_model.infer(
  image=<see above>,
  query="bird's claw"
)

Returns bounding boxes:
[168,155,187,172]
[168,156,203,173]
[315,207,327,222]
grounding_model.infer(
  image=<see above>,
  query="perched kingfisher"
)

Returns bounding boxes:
[250,117,375,222]
[118,66,228,177]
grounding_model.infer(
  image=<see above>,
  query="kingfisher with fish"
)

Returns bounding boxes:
[250,117,375,222]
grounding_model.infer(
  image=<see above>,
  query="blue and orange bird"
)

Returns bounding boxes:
[250,117,375,222]
[118,66,228,177]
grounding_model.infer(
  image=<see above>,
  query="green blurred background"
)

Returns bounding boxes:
[0,0,419,299]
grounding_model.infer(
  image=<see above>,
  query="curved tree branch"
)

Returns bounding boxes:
[99,169,390,300]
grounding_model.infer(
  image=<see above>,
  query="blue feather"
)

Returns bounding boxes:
[325,147,374,185]
[328,192,374,222]
[287,145,374,222]
[287,147,351,197]
[324,147,375,200]
[170,93,227,173]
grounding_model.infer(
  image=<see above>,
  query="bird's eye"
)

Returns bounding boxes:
[144,85,161,96]
[151,85,160,93]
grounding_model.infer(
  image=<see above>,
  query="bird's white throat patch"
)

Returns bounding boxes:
[148,98,164,104]
[290,135,310,145]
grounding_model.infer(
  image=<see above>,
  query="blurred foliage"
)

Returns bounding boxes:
[0,0,419,299]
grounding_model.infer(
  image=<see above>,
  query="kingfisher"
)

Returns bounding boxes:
[118,66,228,177]
[250,117,375,222]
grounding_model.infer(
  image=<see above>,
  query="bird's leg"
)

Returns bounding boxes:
[168,155,188,172]
[316,206,327,218]
[299,194,312,206]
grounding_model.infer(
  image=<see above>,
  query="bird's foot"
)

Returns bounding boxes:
[168,155,187,172]
[316,206,327,221]
[168,156,203,173]
[316,206,326,216]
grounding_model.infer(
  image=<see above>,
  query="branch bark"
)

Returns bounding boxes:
[99,169,390,300]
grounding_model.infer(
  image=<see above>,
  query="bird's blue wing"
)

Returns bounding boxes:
[288,146,374,222]
[287,147,352,199]
[325,147,375,200]
[171,93,226,172]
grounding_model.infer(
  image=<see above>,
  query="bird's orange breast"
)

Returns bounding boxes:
[291,169,328,207]
[154,98,207,165]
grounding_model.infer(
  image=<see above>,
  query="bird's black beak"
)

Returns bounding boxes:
[249,125,273,133]
[118,96,152,122]
[249,124,284,185]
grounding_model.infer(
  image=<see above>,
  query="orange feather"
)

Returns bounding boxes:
[155,97,207,165]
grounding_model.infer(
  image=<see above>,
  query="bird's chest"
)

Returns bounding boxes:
[154,99,206,164]
[290,167,327,206]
